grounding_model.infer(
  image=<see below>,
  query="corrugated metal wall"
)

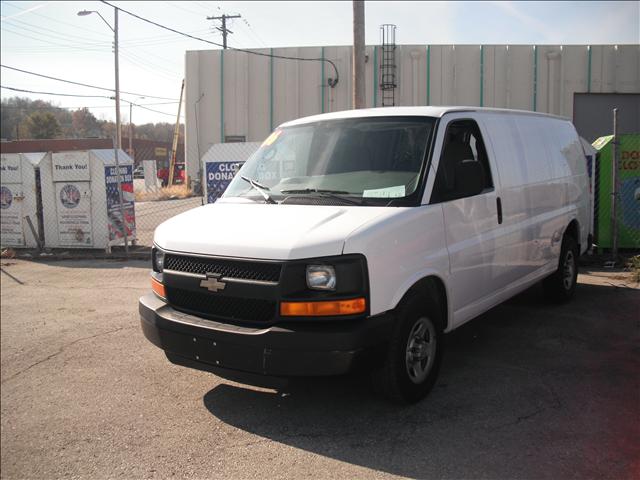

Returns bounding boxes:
[184,44,640,179]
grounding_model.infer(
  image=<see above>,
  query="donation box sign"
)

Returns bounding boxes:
[0,154,24,246]
[206,161,242,203]
[52,152,93,246]
[104,165,136,241]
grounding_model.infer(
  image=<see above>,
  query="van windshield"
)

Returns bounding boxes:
[223,116,436,205]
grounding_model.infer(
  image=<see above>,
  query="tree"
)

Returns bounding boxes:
[72,108,101,138]
[25,111,62,139]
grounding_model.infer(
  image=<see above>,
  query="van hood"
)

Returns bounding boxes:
[153,200,394,260]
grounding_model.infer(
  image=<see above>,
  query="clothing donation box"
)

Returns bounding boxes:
[40,149,136,249]
[0,152,44,248]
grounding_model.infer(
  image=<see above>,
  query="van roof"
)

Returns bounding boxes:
[281,106,568,127]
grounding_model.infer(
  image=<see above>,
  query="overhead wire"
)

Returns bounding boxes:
[0,24,111,53]
[0,64,179,100]
[1,86,182,119]
[1,85,180,107]
[1,85,111,98]
[119,50,181,82]
[100,0,339,85]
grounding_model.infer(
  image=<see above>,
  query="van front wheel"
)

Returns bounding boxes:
[372,291,443,404]
[543,234,579,302]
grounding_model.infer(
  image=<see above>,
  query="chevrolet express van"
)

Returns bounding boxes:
[140,107,590,403]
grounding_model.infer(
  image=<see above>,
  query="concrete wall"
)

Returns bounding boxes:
[184,44,640,182]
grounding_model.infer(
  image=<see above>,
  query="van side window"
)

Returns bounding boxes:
[431,119,494,203]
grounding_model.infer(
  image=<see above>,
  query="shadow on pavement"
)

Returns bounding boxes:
[202,280,638,479]
[1,258,150,270]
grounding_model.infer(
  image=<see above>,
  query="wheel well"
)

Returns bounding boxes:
[565,219,580,250]
[402,276,449,331]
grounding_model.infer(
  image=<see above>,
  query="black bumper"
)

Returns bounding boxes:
[139,294,394,385]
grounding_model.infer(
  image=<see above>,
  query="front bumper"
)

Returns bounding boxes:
[139,294,394,385]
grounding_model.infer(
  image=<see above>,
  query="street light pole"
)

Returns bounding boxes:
[114,7,121,149]
[78,7,126,253]
[129,101,133,159]
[77,8,121,149]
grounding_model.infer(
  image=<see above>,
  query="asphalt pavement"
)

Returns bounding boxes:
[1,259,638,479]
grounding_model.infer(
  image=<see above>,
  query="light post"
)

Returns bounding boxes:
[77,8,121,149]
[113,97,145,161]
[79,7,127,252]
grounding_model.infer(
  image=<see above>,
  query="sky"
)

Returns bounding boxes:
[1,1,638,125]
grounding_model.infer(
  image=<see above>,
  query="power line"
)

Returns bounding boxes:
[1,85,111,99]
[100,0,339,85]
[0,86,182,119]
[0,64,179,100]
[1,86,180,108]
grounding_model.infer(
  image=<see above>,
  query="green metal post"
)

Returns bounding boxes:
[373,46,378,107]
[532,45,538,112]
[270,48,274,131]
[587,45,592,93]
[426,45,431,105]
[480,45,484,107]
[220,50,224,142]
[321,47,325,113]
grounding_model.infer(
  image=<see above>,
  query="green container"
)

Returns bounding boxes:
[593,133,640,249]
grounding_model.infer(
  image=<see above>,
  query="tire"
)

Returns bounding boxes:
[372,289,444,404]
[543,234,579,303]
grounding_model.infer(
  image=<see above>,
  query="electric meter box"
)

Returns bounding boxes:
[202,142,261,203]
[40,149,136,250]
[0,152,47,248]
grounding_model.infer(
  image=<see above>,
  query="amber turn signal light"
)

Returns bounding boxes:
[151,277,166,298]
[280,297,366,316]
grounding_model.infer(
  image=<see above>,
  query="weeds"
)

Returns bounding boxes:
[135,184,193,202]
[626,255,640,283]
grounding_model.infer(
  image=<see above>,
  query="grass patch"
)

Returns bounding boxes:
[135,184,193,202]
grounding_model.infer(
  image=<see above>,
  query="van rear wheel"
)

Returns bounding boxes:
[372,290,443,404]
[543,234,579,303]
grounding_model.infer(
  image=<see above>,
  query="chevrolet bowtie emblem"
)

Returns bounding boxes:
[200,273,226,292]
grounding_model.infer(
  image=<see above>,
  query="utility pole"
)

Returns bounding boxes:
[207,13,241,49]
[352,0,366,109]
[114,8,121,149]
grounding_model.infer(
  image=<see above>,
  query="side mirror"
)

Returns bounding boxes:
[453,160,485,198]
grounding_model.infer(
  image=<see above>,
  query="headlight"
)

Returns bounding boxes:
[152,248,165,273]
[306,265,336,290]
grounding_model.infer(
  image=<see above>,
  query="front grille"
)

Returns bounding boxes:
[166,287,276,323]
[164,254,282,282]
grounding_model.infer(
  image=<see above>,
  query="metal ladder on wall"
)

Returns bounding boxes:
[379,24,397,107]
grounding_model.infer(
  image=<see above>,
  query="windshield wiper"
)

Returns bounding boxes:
[280,188,364,205]
[240,176,277,204]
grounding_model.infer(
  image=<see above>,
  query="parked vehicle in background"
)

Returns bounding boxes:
[157,162,185,187]
[140,106,590,403]
[133,165,144,179]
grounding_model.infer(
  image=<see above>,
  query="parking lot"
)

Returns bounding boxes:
[1,259,638,479]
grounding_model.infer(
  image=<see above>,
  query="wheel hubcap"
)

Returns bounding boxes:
[563,250,575,290]
[405,317,436,384]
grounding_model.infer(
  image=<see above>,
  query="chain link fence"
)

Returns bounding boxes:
[0,140,261,257]
[1,134,638,264]
[591,133,640,258]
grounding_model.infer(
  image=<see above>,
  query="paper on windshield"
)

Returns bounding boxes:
[362,185,406,198]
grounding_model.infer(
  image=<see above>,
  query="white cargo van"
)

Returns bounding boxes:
[140,107,589,403]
